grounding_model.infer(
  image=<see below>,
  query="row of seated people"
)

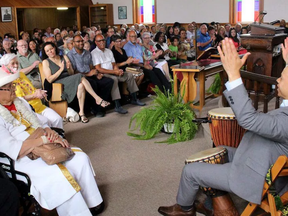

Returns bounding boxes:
[0,21,254,125]
[1,36,288,216]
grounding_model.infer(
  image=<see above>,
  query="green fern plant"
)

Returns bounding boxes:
[127,86,198,144]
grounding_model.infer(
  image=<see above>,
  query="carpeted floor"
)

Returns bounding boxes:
[62,94,250,216]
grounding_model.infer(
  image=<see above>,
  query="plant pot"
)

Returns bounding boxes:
[163,123,174,134]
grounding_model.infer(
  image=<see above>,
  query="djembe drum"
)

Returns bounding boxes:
[185,147,239,216]
[208,107,246,148]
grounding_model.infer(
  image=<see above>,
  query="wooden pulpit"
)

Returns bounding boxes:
[239,23,286,112]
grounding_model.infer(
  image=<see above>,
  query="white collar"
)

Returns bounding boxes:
[280,99,288,107]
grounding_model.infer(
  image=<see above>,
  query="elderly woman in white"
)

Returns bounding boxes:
[0,67,104,215]
[0,54,63,129]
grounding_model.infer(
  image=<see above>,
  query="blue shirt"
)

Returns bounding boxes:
[67,47,93,73]
[198,32,212,51]
[123,41,144,63]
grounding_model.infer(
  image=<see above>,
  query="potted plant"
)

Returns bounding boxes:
[127,86,198,144]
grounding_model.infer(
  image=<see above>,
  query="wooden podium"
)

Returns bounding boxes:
[239,23,286,112]
[241,23,286,78]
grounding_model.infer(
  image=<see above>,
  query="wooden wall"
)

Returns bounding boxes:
[0,0,92,38]
[22,8,77,32]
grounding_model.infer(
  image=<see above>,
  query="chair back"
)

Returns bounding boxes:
[241,155,288,215]
[38,62,46,89]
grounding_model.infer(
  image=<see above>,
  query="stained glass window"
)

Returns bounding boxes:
[236,0,260,22]
[138,0,155,23]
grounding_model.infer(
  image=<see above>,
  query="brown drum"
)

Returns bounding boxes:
[208,107,245,148]
[185,147,239,216]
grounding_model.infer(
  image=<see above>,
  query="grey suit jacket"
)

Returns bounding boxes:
[224,84,288,204]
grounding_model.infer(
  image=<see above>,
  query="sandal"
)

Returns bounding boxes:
[97,99,110,108]
[79,114,89,123]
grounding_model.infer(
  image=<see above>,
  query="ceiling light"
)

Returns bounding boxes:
[57,7,68,10]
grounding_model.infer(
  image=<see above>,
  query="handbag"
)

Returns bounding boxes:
[26,128,75,165]
[66,107,80,123]
[125,66,144,77]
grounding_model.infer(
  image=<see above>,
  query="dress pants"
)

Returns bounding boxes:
[85,76,114,113]
[104,72,139,101]
[142,67,171,93]
[176,146,236,207]
[56,151,103,216]
[41,107,63,129]
[0,178,19,216]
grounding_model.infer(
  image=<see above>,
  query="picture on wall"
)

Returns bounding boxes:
[1,7,12,22]
[118,6,127,19]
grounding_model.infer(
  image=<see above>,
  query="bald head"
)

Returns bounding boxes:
[95,34,105,50]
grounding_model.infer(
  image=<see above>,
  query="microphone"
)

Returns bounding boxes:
[270,20,280,25]
[254,10,267,24]
[259,11,267,24]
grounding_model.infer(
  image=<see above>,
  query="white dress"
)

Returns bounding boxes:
[0,97,102,215]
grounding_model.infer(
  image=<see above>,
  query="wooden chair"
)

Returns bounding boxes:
[38,63,68,118]
[241,155,288,216]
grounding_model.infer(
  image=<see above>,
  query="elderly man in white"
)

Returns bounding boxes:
[0,65,104,215]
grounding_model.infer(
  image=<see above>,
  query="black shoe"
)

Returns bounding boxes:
[131,99,146,106]
[90,201,105,215]
[114,106,128,114]
[95,111,105,118]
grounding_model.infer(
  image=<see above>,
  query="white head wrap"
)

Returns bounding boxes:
[0,53,17,66]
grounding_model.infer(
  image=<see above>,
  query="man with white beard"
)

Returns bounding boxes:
[16,40,42,89]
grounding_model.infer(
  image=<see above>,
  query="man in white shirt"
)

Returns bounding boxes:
[91,34,145,114]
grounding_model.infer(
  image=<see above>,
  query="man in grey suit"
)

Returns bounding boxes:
[158,37,288,216]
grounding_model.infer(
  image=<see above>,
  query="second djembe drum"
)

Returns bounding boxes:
[185,147,239,216]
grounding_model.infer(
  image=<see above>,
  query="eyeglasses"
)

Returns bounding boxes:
[95,39,105,43]
[115,40,122,43]
[130,35,137,38]
[0,83,16,91]
[143,37,150,39]
[74,40,84,43]
[18,44,27,47]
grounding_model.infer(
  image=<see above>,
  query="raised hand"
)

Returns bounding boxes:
[217,38,250,82]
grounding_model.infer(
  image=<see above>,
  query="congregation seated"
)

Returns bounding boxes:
[142,32,170,81]
[0,65,105,216]
[198,24,215,51]
[42,42,109,123]
[17,40,42,89]
[0,54,63,129]
[111,34,144,90]
[214,26,227,47]
[123,30,171,93]
[2,38,16,55]
[91,34,145,114]
[67,35,113,118]
[28,39,40,55]
[229,27,240,49]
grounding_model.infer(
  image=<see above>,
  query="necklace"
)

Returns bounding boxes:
[0,98,41,128]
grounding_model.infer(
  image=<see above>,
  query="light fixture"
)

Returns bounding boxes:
[57,7,68,10]
[100,7,104,10]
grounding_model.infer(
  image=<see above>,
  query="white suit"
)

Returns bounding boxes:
[0,97,102,216]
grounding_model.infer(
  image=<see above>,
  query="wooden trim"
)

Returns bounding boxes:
[14,7,19,40]
[229,0,235,24]
[132,0,137,24]
[77,7,81,31]
[154,0,157,24]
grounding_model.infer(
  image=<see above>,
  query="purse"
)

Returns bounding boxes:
[125,66,144,77]
[26,128,75,165]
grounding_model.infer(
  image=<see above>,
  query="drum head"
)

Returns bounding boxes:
[186,147,226,163]
[208,107,235,119]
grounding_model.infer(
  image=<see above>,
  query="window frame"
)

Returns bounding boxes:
[132,0,157,24]
[229,0,264,24]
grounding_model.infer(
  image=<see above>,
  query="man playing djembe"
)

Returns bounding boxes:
[158,37,288,215]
